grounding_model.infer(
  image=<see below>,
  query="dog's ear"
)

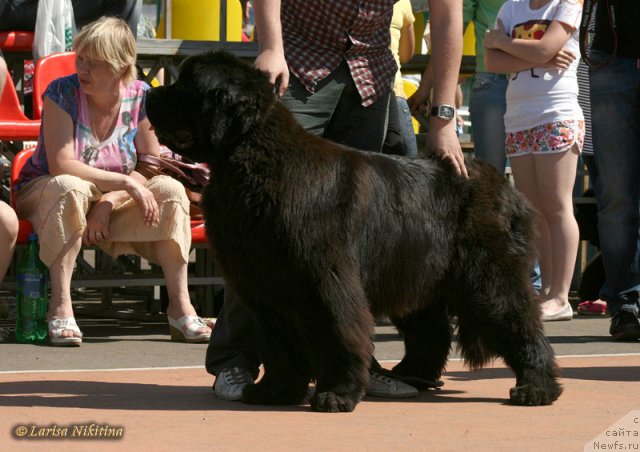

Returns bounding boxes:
[201,76,275,150]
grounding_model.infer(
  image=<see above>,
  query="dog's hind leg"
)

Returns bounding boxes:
[503,324,562,406]
[391,301,451,389]
[450,165,561,404]
[241,308,312,406]
[455,275,562,406]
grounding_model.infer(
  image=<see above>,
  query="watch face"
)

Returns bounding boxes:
[440,106,455,119]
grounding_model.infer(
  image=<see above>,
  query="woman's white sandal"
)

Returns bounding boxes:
[48,318,83,346]
[168,315,211,343]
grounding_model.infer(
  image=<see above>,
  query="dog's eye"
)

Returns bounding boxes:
[176,131,193,142]
[174,130,194,149]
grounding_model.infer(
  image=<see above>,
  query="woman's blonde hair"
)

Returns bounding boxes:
[73,16,137,86]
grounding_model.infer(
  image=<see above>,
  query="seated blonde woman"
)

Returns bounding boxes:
[14,17,211,346]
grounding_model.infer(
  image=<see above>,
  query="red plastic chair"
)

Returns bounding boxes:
[0,74,41,141]
[32,51,76,119]
[10,147,207,245]
[0,31,34,52]
[190,220,207,244]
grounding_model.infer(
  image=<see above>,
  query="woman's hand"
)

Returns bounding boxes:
[125,177,159,227]
[84,200,113,246]
[542,48,576,70]
[484,20,509,50]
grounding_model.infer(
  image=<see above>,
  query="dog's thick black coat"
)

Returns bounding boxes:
[146,51,561,412]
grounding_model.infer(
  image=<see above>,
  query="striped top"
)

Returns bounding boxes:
[576,61,592,155]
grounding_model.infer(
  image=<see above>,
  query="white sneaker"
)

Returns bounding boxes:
[214,367,254,401]
[366,369,418,398]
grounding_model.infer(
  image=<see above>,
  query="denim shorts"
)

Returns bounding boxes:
[506,120,585,157]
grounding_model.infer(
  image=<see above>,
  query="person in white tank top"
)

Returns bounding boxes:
[485,0,584,322]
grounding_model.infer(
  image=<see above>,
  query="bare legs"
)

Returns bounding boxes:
[47,236,208,339]
[48,231,83,339]
[154,239,209,336]
[0,201,19,283]
[510,146,580,316]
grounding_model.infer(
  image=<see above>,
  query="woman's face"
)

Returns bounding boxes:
[76,53,120,96]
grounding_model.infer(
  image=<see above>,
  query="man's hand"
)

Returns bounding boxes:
[428,121,468,178]
[254,49,289,97]
[407,85,431,115]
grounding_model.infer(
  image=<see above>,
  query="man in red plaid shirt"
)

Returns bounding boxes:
[255,0,467,177]
[207,0,465,402]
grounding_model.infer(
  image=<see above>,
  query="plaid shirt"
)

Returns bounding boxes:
[282,0,397,106]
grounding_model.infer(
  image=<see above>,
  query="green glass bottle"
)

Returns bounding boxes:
[15,233,49,344]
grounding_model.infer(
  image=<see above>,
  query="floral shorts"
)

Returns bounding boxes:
[506,120,585,157]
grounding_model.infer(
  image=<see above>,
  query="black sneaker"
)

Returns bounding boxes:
[609,310,640,341]
[367,369,418,398]
[213,367,254,401]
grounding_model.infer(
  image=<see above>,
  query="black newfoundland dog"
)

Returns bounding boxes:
[146,51,561,412]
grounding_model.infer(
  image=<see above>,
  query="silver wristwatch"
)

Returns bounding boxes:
[430,104,456,121]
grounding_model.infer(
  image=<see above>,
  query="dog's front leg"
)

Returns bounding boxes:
[241,309,312,406]
[307,276,374,412]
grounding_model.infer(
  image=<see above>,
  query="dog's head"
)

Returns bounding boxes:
[145,51,276,163]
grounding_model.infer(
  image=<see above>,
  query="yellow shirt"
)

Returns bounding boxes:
[389,0,415,98]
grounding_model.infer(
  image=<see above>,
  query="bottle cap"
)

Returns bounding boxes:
[28,232,38,241]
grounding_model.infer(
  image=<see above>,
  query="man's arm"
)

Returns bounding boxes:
[428,0,467,178]
[253,0,289,97]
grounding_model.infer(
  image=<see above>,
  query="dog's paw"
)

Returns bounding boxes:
[241,382,306,406]
[509,382,562,406]
[311,391,361,413]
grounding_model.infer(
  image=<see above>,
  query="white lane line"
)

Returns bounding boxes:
[0,353,638,375]
[0,366,205,374]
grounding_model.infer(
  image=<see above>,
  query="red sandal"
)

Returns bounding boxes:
[577,300,608,316]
